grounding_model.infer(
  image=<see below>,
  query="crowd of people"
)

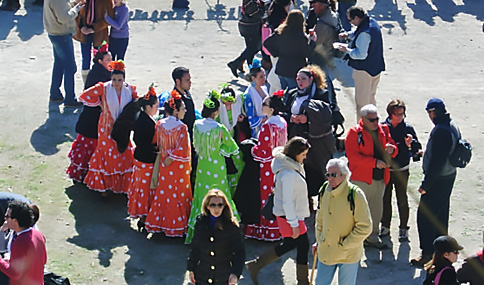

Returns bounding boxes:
[0,0,481,284]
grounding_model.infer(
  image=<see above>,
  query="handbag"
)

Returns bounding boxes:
[261,23,272,56]
[261,192,276,221]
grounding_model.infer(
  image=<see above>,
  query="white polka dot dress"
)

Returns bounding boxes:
[79,82,137,194]
[245,117,287,241]
[185,119,240,244]
[145,119,193,237]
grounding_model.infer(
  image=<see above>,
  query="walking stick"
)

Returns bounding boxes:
[310,251,318,285]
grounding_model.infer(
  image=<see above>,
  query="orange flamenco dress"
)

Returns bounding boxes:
[145,116,192,237]
[79,81,137,193]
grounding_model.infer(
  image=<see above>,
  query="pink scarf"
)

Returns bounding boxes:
[86,0,95,25]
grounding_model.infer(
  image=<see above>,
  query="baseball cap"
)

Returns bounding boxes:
[425,98,446,111]
[433,236,464,253]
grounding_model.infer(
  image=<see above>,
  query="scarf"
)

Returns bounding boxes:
[86,0,95,25]
[246,85,268,118]
[105,82,132,121]
[218,95,243,131]
[291,83,316,115]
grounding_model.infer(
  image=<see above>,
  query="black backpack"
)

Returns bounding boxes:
[446,125,472,168]
[242,0,260,17]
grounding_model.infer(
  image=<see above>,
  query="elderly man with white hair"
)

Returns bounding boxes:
[345,104,398,249]
[313,158,372,285]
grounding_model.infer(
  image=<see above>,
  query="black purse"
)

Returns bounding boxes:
[261,192,276,221]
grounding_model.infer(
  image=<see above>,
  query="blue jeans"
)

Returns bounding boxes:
[109,36,129,61]
[338,2,355,31]
[80,33,94,70]
[315,260,359,285]
[48,34,77,102]
[278,76,297,90]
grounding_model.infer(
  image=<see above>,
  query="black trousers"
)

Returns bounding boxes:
[274,232,309,265]
[381,169,410,229]
[417,173,456,256]
[232,22,261,66]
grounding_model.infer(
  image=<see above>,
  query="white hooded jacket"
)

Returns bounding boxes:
[271,147,310,228]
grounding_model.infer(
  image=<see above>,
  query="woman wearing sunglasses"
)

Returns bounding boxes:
[424,236,462,285]
[246,136,311,284]
[187,189,245,285]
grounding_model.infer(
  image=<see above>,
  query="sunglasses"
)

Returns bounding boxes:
[262,102,270,107]
[325,172,342,178]
[4,215,11,219]
[453,250,460,254]
[209,203,224,208]
[366,117,379,123]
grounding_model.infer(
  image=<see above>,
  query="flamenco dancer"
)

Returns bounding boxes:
[127,85,159,230]
[245,91,287,241]
[79,60,137,195]
[145,90,193,237]
[66,42,112,183]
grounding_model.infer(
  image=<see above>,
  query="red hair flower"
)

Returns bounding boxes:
[144,85,156,101]
[168,90,182,109]
[273,90,285,98]
[109,60,125,72]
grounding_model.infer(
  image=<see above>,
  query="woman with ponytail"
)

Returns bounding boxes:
[185,91,240,244]
[244,91,287,241]
[126,85,159,231]
[79,60,137,195]
[145,90,193,237]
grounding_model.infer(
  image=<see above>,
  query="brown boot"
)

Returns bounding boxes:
[245,248,279,284]
[296,264,309,285]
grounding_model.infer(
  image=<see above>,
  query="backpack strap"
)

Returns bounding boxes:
[348,184,357,215]
[317,181,356,215]
[317,181,329,210]
[434,266,452,285]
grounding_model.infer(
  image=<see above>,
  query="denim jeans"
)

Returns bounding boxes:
[80,33,94,70]
[48,34,77,102]
[109,36,129,61]
[315,261,359,285]
[338,2,355,32]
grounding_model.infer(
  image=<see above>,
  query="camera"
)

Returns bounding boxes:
[410,140,422,162]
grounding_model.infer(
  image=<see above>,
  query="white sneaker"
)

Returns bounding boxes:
[379,226,390,237]
[399,229,408,242]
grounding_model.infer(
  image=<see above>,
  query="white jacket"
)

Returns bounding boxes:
[271,147,310,227]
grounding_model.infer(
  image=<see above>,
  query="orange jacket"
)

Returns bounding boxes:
[345,119,398,185]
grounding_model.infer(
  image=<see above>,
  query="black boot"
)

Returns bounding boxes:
[227,60,240,77]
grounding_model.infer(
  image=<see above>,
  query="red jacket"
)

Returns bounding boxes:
[0,228,47,285]
[345,119,398,185]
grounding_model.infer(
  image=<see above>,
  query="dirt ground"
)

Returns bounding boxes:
[0,0,483,284]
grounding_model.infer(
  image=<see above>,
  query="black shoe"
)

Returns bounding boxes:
[227,61,239,77]
[64,101,83,108]
[410,255,432,267]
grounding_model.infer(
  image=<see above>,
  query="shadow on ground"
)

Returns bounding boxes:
[0,3,44,41]
[30,103,80,155]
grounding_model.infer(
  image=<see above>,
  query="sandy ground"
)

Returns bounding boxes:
[0,0,484,284]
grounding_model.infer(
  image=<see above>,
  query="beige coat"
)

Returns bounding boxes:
[315,179,372,265]
[43,0,79,36]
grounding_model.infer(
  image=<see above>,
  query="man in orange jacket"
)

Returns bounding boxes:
[345,104,398,249]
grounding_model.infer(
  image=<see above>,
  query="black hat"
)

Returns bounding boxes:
[425,98,446,111]
[309,0,330,5]
[433,236,464,253]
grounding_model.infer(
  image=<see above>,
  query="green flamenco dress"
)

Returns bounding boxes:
[185,118,240,244]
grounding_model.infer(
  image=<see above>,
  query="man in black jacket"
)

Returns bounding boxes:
[411,98,460,267]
